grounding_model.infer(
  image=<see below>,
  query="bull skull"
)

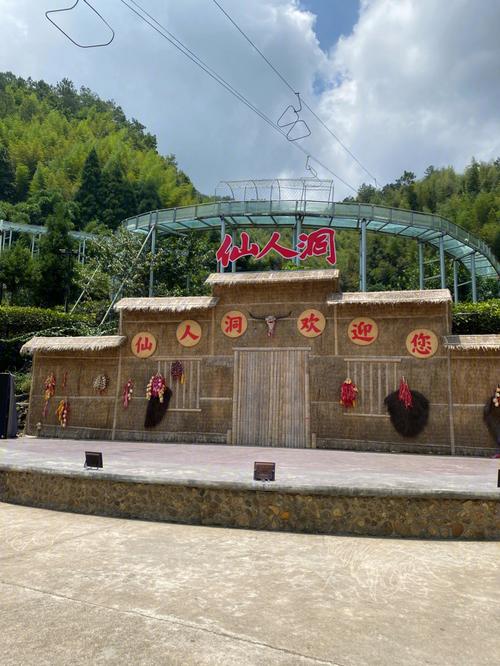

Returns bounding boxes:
[249,312,291,337]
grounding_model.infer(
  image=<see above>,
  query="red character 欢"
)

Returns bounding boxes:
[300,312,321,334]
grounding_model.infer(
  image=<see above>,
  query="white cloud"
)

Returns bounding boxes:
[0,0,498,199]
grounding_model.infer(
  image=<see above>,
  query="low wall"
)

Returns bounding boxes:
[1,468,499,540]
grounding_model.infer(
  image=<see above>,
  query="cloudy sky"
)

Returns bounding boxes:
[1,0,499,198]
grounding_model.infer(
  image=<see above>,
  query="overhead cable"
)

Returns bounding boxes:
[210,0,379,186]
[118,0,358,193]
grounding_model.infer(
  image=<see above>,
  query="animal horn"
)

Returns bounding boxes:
[249,312,267,320]
[274,311,292,320]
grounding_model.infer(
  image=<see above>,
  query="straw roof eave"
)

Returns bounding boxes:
[327,289,452,306]
[20,336,127,355]
[114,296,219,312]
[205,269,340,286]
[443,335,500,351]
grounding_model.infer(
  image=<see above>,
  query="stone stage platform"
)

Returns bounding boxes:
[1,437,499,539]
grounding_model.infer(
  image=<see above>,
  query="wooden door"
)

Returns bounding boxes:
[233,349,309,447]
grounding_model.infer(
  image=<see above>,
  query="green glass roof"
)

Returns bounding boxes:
[123,200,500,278]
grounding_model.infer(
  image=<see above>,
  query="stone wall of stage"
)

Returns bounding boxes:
[1,468,499,540]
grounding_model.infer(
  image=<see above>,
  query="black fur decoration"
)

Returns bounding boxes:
[483,397,500,449]
[144,387,172,429]
[384,390,430,438]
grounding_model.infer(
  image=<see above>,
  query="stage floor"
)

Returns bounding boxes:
[1,437,499,499]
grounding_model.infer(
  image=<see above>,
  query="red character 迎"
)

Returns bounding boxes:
[350,321,375,343]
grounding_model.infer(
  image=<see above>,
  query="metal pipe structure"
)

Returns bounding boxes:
[439,235,446,289]
[148,212,157,297]
[359,218,367,292]
[471,253,477,303]
[418,242,424,290]
[453,261,459,303]
[219,216,226,273]
[99,225,155,329]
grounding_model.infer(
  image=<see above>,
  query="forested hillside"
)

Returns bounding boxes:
[0,72,498,311]
[0,72,199,230]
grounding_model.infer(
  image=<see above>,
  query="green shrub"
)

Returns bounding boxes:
[0,306,92,371]
[452,299,500,334]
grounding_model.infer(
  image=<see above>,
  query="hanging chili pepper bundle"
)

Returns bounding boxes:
[484,384,500,455]
[340,378,358,408]
[398,377,413,409]
[122,379,134,408]
[43,373,56,418]
[171,361,185,384]
[55,399,70,428]
[146,373,167,402]
[145,373,172,428]
[93,374,109,395]
[493,385,500,408]
[384,377,429,438]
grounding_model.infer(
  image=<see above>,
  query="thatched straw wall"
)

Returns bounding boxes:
[24,274,500,455]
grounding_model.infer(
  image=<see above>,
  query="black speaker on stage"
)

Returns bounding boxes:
[0,373,17,438]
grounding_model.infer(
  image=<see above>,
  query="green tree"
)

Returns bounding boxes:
[33,204,75,308]
[0,143,16,202]
[15,164,31,201]
[0,242,34,304]
[100,161,137,229]
[74,148,103,228]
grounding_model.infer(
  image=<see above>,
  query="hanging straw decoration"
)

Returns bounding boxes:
[484,384,500,455]
[145,373,172,428]
[93,374,109,395]
[122,379,134,408]
[340,378,358,408]
[43,372,56,418]
[171,361,185,384]
[62,370,68,389]
[384,377,429,438]
[55,399,70,428]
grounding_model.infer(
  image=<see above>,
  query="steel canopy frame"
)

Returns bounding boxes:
[123,200,500,300]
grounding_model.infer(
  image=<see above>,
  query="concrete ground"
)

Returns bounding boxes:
[2,437,500,497]
[1,503,499,666]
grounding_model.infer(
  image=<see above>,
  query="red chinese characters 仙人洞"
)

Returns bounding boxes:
[215,228,336,269]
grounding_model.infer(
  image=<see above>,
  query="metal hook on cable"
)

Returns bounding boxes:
[305,155,318,179]
[45,0,115,48]
[277,92,311,142]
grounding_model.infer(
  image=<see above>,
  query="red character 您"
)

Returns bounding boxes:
[297,228,336,266]
[410,332,432,356]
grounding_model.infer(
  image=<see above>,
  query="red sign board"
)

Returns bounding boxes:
[216,228,336,269]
